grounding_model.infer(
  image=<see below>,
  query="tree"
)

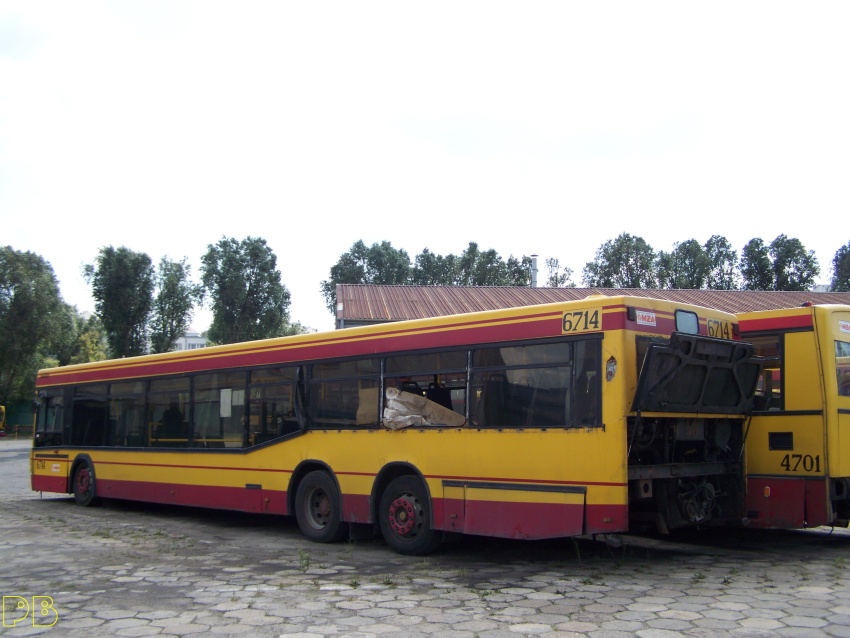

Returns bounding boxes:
[47,303,84,367]
[322,240,533,316]
[656,239,709,289]
[704,235,739,290]
[364,241,412,285]
[544,257,575,288]
[582,233,657,288]
[412,248,456,285]
[0,247,65,404]
[416,242,531,287]
[149,257,200,354]
[831,242,850,292]
[73,315,108,364]
[38,305,107,367]
[84,246,155,358]
[740,235,820,291]
[769,234,819,291]
[740,239,773,291]
[506,255,533,287]
[320,240,412,314]
[200,237,292,344]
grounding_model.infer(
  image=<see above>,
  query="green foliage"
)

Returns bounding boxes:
[582,233,657,288]
[770,234,819,291]
[506,255,534,287]
[322,240,533,314]
[200,237,292,344]
[741,235,819,291]
[0,246,64,404]
[279,321,312,336]
[320,240,411,313]
[740,239,773,290]
[29,303,105,370]
[704,235,739,290]
[73,315,108,364]
[84,246,155,358]
[831,242,850,292]
[149,257,201,354]
[544,257,576,288]
[656,239,710,289]
[47,303,82,367]
[412,248,456,285]
[452,242,531,286]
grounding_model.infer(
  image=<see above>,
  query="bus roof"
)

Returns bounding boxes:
[37,296,738,388]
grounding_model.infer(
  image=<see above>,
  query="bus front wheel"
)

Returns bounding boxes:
[72,459,99,507]
[379,476,441,555]
[294,471,347,543]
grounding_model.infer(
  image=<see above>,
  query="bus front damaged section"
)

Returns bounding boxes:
[628,333,763,534]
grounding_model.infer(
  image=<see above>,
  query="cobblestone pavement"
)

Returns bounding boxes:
[3,439,850,637]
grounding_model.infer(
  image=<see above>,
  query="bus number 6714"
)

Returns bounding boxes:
[563,310,600,333]
[707,319,731,339]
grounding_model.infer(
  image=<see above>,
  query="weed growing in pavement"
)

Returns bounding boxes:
[297,548,311,572]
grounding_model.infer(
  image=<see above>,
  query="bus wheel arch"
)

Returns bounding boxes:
[375,465,441,555]
[291,464,347,543]
[71,455,100,507]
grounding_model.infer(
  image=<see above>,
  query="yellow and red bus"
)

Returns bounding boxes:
[740,303,850,529]
[31,296,761,554]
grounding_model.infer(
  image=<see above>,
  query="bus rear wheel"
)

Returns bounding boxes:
[72,459,99,507]
[294,471,347,543]
[379,476,441,555]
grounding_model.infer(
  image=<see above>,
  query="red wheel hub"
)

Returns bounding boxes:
[388,496,416,535]
[77,469,91,492]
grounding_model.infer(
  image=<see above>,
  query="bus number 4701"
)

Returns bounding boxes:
[780,454,821,473]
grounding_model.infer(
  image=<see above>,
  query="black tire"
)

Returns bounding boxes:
[379,475,441,555]
[72,459,99,507]
[294,470,347,543]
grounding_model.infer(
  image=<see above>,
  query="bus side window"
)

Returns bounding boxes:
[483,374,508,426]
[574,341,601,426]
[35,391,66,447]
[71,385,108,446]
[310,359,380,429]
[750,335,782,411]
[248,368,300,446]
[471,341,582,429]
[836,340,850,397]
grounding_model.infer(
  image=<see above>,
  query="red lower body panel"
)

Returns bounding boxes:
[98,479,289,515]
[746,476,829,528]
[40,470,626,542]
[32,474,68,493]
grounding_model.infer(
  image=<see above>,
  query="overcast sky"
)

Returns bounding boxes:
[2,2,848,333]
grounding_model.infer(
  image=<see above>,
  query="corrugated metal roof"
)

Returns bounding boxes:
[336,285,850,326]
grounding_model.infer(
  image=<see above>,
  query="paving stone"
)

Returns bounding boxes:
[5,439,850,638]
